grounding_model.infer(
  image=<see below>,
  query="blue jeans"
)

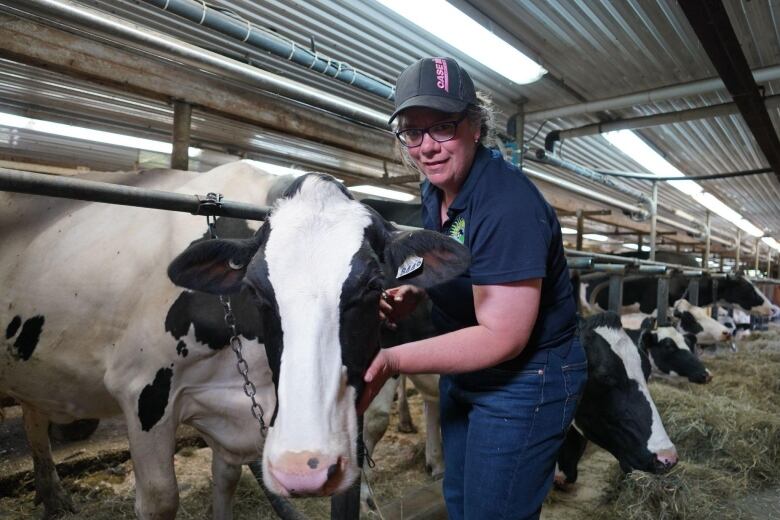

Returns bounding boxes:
[439,337,587,520]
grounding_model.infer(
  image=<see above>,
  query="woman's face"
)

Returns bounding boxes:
[398,107,480,194]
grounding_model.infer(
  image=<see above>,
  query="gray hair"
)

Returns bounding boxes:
[395,90,497,175]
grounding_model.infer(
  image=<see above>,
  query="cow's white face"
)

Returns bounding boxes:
[168,173,470,497]
[258,177,375,495]
[673,299,731,344]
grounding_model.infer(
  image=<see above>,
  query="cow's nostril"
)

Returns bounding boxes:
[654,449,678,472]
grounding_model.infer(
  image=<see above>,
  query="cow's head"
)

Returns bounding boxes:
[167,174,469,497]
[672,299,731,345]
[638,321,712,384]
[575,312,677,474]
[718,275,772,316]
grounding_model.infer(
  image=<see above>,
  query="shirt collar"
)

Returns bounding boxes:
[448,144,490,212]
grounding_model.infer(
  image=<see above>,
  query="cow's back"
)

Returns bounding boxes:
[1,162,277,423]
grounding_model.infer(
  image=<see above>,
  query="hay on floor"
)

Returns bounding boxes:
[591,329,780,519]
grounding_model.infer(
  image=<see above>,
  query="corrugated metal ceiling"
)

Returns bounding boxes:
[1,0,779,255]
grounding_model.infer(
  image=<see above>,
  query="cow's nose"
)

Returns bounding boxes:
[654,448,678,472]
[721,331,732,340]
[268,452,345,496]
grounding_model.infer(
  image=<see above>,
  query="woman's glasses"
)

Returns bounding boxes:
[395,113,467,148]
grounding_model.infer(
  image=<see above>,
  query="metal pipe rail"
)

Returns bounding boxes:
[143,0,395,100]
[529,149,652,208]
[750,277,780,285]
[0,167,271,220]
[4,0,388,128]
[565,249,706,274]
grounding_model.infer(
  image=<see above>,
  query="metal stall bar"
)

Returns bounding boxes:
[687,279,700,306]
[657,275,671,326]
[0,167,270,220]
[566,249,705,272]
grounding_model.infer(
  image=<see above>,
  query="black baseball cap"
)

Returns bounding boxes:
[388,57,477,124]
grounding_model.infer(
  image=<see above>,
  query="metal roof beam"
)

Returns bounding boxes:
[550,95,780,143]
[526,65,780,123]
[679,0,780,185]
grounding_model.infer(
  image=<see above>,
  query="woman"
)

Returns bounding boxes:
[358,57,587,520]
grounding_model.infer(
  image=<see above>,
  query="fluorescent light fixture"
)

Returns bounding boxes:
[0,111,200,157]
[349,185,415,202]
[736,219,764,237]
[376,0,546,84]
[561,227,578,234]
[242,159,305,177]
[583,233,609,242]
[673,208,696,222]
[603,130,702,195]
[691,192,744,223]
[604,130,766,238]
[762,236,780,251]
[622,243,650,251]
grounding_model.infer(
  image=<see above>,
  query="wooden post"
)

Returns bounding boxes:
[172,100,192,170]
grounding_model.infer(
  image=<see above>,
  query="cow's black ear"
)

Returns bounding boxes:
[382,230,470,288]
[640,331,656,351]
[168,237,259,294]
[640,317,656,331]
[683,333,697,350]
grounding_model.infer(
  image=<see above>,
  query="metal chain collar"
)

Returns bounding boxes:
[201,192,268,437]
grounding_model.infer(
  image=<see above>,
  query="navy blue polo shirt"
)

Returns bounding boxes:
[422,145,576,357]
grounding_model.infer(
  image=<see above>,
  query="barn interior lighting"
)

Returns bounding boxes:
[0,112,200,157]
[561,227,578,234]
[603,130,702,196]
[622,243,650,251]
[691,192,743,223]
[604,130,765,238]
[349,185,416,201]
[242,159,304,177]
[762,236,780,252]
[673,208,697,222]
[583,233,609,242]
[375,0,546,85]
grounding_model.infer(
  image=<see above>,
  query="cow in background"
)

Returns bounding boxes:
[624,317,712,384]
[555,312,678,487]
[588,273,773,317]
[671,299,731,345]
[1,165,470,518]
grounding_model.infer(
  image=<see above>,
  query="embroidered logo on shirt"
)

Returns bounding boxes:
[449,216,466,244]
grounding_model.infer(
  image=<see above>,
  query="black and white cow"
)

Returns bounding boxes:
[623,318,712,384]
[671,299,731,345]
[0,164,470,518]
[555,312,677,487]
[589,273,773,317]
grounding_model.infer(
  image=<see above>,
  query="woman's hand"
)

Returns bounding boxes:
[357,348,401,415]
[379,285,427,330]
